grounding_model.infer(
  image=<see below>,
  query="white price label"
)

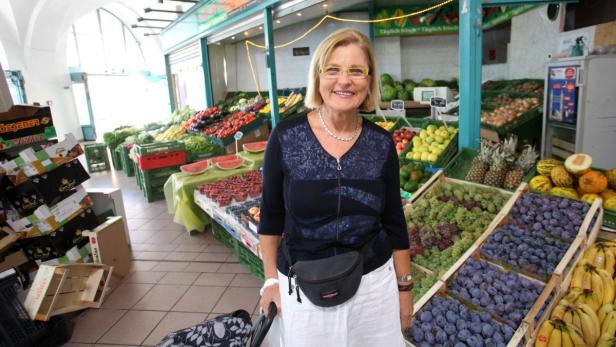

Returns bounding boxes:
[234,131,244,141]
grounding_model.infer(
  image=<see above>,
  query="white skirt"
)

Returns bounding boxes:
[274,257,405,347]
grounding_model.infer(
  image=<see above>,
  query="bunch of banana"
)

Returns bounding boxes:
[279,92,303,114]
[259,97,286,115]
[571,260,615,306]
[535,319,587,347]
[550,299,600,345]
[597,312,616,346]
[584,243,616,277]
[566,287,603,311]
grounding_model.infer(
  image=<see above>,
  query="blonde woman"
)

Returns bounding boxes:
[258,28,412,346]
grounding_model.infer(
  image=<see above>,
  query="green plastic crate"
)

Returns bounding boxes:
[84,143,109,173]
[237,242,264,280]
[137,166,180,190]
[134,141,186,157]
[108,145,122,170]
[119,145,135,177]
[399,118,459,168]
[444,147,534,191]
[211,221,239,255]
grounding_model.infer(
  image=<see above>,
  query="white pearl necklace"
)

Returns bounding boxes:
[318,108,361,142]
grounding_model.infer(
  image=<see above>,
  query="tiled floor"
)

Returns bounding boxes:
[65,168,263,346]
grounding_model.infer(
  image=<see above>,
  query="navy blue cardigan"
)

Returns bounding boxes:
[258,113,409,276]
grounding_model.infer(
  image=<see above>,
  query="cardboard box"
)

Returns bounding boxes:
[23,263,113,321]
[0,105,56,151]
[84,216,130,278]
[19,207,98,262]
[86,188,131,245]
[7,185,92,236]
[0,249,28,273]
[5,159,90,214]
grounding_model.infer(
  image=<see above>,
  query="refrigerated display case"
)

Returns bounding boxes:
[542,54,616,168]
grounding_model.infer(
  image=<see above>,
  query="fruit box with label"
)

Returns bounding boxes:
[23,263,113,321]
[7,186,92,238]
[18,207,98,262]
[83,216,130,278]
[0,105,56,151]
[4,158,90,215]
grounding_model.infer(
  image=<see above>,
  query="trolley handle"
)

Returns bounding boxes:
[249,302,277,347]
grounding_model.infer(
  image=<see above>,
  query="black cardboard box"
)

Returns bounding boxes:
[0,105,56,150]
[19,207,98,261]
[5,159,90,215]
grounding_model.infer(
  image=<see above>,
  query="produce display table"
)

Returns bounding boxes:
[163,151,264,233]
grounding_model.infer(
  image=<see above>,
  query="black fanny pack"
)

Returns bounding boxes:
[282,234,378,308]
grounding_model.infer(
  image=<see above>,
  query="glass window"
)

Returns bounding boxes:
[66,30,80,68]
[100,10,126,73]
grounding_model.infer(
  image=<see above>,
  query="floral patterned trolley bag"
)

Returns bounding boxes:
[156,304,277,347]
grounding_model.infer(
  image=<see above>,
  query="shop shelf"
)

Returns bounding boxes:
[84,143,109,173]
[0,275,49,347]
[205,116,266,147]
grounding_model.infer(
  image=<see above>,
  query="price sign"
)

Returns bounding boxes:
[430,97,447,108]
[234,131,243,154]
[390,100,405,111]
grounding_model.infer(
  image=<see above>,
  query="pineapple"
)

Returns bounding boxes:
[504,145,538,190]
[501,135,518,170]
[483,147,507,187]
[465,139,493,183]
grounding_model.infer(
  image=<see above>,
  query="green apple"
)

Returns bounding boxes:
[413,152,422,160]
[419,131,428,139]
[428,153,438,162]
[434,135,444,144]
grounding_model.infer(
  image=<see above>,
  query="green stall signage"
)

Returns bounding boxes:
[374,2,536,37]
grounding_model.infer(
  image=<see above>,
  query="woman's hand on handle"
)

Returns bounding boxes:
[261,282,281,316]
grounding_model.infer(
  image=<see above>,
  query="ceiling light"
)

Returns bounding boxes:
[231,36,235,40]
[322,3,328,8]
[244,31,249,36]
[276,20,281,24]
[259,26,262,30]
[296,12,302,16]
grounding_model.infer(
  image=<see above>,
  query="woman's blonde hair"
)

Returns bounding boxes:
[304,28,380,112]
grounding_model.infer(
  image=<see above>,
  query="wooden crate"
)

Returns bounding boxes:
[23,264,113,321]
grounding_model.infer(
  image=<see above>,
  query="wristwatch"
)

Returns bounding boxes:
[397,274,413,284]
[397,274,414,292]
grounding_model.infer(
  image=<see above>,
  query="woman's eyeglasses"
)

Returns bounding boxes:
[320,65,370,80]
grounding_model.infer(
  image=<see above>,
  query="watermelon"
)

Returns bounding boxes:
[216,158,244,170]
[242,141,267,153]
[180,160,209,175]
[211,154,238,165]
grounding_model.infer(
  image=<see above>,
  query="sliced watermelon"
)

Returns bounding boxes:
[180,160,209,175]
[216,158,244,170]
[242,141,267,153]
[211,154,238,165]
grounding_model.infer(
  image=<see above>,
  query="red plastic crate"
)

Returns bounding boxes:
[137,150,186,170]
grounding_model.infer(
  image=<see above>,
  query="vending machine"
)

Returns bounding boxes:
[542,54,616,168]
